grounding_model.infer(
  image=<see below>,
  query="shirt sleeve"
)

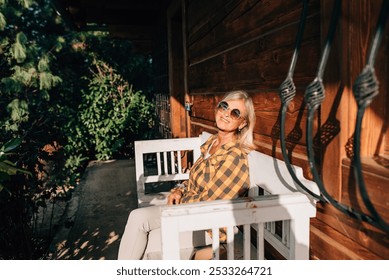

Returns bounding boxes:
[181,148,250,203]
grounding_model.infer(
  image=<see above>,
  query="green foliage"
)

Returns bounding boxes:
[0,0,157,259]
[11,32,27,62]
[0,138,31,193]
[74,59,156,160]
[0,12,6,30]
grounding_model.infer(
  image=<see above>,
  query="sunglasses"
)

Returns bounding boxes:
[216,101,244,120]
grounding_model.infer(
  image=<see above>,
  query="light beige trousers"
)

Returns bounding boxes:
[117,205,211,260]
[118,206,161,259]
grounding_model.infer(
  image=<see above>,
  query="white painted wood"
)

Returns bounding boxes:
[226,226,234,260]
[243,224,251,260]
[212,228,220,260]
[283,220,290,246]
[163,151,168,174]
[159,193,316,260]
[264,229,290,259]
[160,214,180,260]
[256,223,264,260]
[177,151,182,173]
[135,136,204,207]
[156,152,161,175]
[247,151,319,200]
[289,217,311,260]
[133,132,319,259]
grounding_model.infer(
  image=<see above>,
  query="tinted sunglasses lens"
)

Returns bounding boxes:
[217,101,229,111]
[230,109,241,120]
[217,101,242,119]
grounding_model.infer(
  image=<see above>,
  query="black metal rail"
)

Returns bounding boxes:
[278,0,323,201]
[278,0,389,232]
[351,0,389,232]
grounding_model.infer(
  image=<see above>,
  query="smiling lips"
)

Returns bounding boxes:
[218,115,231,123]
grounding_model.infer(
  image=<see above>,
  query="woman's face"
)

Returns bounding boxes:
[215,99,247,133]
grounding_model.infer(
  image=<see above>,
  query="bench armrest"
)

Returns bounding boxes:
[160,192,316,259]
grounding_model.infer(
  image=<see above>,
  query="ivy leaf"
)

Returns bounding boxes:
[1,138,22,153]
[0,160,32,176]
[0,12,6,31]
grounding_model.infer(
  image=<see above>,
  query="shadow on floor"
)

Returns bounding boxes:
[48,159,137,260]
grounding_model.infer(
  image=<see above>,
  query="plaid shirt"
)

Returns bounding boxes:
[180,134,250,204]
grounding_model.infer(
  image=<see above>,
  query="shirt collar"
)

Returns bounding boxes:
[200,134,240,156]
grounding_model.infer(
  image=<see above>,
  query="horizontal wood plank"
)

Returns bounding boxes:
[341,157,389,223]
[310,218,383,260]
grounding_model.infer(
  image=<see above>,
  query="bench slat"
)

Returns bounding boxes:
[156,153,161,175]
[212,228,220,260]
[243,224,251,259]
[177,151,182,174]
[226,226,234,260]
[257,223,265,260]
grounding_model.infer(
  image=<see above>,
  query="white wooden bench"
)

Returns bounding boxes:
[133,132,319,260]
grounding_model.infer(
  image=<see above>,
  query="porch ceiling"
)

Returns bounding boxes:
[52,0,168,53]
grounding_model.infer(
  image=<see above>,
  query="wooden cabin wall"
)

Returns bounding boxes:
[160,0,388,259]
[312,0,389,260]
[186,0,320,167]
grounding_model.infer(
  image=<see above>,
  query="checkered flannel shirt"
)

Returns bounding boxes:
[179,134,250,204]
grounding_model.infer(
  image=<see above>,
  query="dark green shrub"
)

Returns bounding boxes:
[69,59,156,161]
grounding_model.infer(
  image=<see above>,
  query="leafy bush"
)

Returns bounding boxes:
[69,59,156,161]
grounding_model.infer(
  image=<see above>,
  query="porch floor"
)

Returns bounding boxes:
[48,159,137,260]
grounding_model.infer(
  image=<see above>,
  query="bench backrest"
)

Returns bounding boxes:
[248,151,318,197]
[135,136,202,206]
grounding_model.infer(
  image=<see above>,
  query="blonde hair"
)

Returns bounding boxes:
[221,90,256,152]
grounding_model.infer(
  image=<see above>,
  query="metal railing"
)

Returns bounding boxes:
[278,0,389,232]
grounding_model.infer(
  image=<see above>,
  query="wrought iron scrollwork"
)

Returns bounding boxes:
[278,0,322,201]
[351,0,389,232]
[278,0,389,232]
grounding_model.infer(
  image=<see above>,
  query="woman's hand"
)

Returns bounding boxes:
[167,189,182,205]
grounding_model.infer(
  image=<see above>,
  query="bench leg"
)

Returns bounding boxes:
[289,218,310,260]
[161,217,181,260]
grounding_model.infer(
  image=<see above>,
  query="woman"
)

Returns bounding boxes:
[118,90,256,260]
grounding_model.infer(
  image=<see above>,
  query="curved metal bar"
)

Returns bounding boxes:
[278,0,323,200]
[316,1,340,79]
[303,0,389,232]
[306,105,380,227]
[351,0,389,232]
[287,0,308,78]
[280,104,323,201]
[366,0,389,67]
[353,103,389,232]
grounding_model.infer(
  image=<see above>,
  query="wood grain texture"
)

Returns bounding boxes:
[310,218,383,259]
[164,0,389,260]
